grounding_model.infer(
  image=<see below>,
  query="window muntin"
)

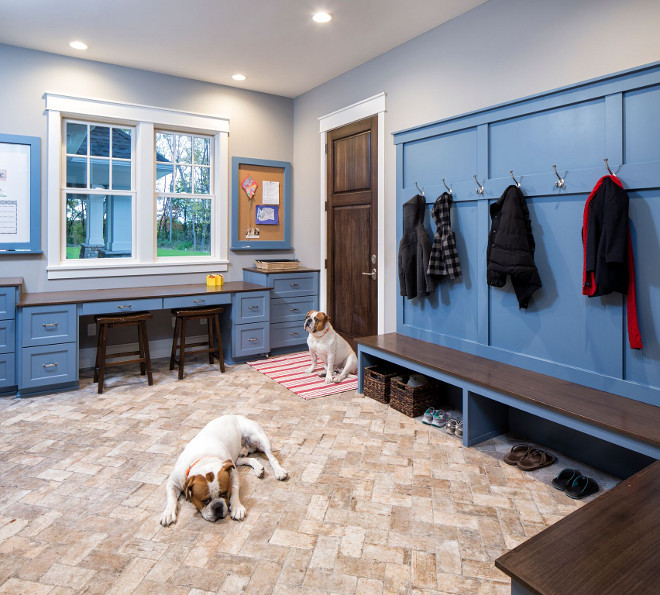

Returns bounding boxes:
[155,132,213,257]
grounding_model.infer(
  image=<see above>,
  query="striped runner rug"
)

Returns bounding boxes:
[247,351,358,399]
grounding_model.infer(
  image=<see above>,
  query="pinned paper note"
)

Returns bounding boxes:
[241,176,257,199]
[262,180,280,204]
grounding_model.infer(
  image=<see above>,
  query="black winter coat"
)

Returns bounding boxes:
[583,176,628,296]
[398,194,434,299]
[487,185,542,308]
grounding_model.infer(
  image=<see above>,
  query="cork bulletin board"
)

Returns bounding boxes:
[231,157,291,250]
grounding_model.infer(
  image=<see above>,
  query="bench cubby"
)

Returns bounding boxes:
[358,333,659,477]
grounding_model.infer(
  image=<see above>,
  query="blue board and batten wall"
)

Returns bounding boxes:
[393,62,660,408]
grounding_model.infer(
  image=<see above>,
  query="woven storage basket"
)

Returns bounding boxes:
[363,365,401,404]
[390,376,436,417]
[254,259,300,271]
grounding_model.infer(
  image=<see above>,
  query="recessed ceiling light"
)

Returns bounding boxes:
[69,40,88,51]
[312,12,332,23]
[232,73,247,81]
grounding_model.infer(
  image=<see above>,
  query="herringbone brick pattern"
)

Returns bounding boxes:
[0,360,616,594]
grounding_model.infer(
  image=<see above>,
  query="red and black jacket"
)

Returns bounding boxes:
[582,175,642,349]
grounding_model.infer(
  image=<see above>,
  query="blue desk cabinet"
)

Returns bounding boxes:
[0,283,19,394]
[243,268,319,352]
[18,304,78,396]
[230,290,271,359]
[8,281,272,396]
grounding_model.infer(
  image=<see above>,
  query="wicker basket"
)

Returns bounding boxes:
[254,259,300,271]
[363,365,401,404]
[390,376,437,417]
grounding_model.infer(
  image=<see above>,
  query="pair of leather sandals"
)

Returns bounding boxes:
[551,468,600,499]
[503,444,557,471]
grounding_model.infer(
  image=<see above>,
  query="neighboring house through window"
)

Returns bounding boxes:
[45,94,229,279]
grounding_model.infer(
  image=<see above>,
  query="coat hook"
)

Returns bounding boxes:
[604,158,615,177]
[553,164,565,188]
[510,170,521,188]
[415,181,425,196]
[442,178,452,194]
[473,174,484,195]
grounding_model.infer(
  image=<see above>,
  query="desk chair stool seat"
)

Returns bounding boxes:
[94,311,154,394]
[170,306,225,379]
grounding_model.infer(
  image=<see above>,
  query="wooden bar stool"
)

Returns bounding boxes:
[94,312,154,394]
[170,306,225,379]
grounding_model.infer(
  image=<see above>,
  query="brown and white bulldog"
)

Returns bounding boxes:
[160,415,288,526]
[304,310,358,383]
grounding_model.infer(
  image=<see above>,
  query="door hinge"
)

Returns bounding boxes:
[325,143,328,154]
[324,201,328,211]
[324,258,328,269]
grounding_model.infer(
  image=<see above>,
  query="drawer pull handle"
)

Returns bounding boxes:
[117,305,132,310]
[248,337,258,342]
[289,332,299,336]
[248,306,260,311]
[289,308,299,312]
[289,283,299,288]
[42,362,58,369]
[193,299,205,304]
[42,322,59,329]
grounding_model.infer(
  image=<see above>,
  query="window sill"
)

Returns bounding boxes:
[47,259,229,280]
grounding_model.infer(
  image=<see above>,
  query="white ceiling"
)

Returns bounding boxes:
[0,0,487,98]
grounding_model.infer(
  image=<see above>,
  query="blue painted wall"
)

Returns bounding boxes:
[394,62,660,407]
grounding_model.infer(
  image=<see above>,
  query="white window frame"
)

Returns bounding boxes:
[45,93,229,279]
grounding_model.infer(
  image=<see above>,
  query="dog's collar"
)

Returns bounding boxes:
[315,325,331,338]
[186,458,207,478]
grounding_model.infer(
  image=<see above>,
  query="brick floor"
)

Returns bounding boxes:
[0,359,617,594]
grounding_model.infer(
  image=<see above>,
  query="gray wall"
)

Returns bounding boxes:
[292,0,660,332]
[0,43,294,293]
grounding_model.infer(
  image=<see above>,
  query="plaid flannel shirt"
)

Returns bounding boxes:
[427,192,461,279]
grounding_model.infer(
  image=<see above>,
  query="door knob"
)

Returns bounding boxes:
[362,268,377,280]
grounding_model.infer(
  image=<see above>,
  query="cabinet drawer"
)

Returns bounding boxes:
[163,293,231,310]
[233,292,270,325]
[80,298,162,316]
[20,343,77,389]
[0,352,16,388]
[0,319,15,354]
[271,295,317,324]
[271,320,308,350]
[271,274,318,298]
[233,322,269,358]
[0,287,16,320]
[21,304,77,347]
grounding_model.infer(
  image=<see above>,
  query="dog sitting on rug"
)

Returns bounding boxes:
[304,310,358,383]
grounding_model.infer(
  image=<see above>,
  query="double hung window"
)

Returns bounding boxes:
[46,94,229,279]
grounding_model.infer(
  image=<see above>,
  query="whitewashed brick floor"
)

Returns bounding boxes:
[0,359,617,594]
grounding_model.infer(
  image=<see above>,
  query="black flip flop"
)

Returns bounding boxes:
[565,475,599,499]
[551,468,581,491]
[503,444,531,465]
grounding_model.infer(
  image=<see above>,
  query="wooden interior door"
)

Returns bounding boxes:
[326,116,378,348]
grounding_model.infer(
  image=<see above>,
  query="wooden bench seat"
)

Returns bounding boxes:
[356,333,660,459]
[495,458,660,595]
